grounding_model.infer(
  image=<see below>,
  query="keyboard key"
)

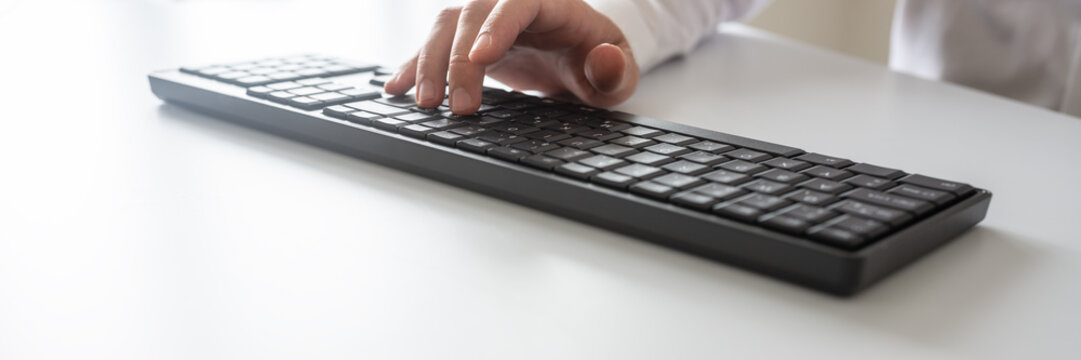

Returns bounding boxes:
[798,178,852,194]
[545,147,591,161]
[492,122,540,135]
[644,143,690,157]
[621,126,662,138]
[577,129,621,141]
[898,174,975,197]
[544,122,589,134]
[310,92,352,104]
[796,153,855,168]
[427,131,465,146]
[399,124,436,139]
[555,162,600,180]
[723,148,771,162]
[651,173,705,190]
[661,160,710,175]
[808,227,865,248]
[246,86,274,98]
[701,170,751,185]
[717,160,766,174]
[512,140,560,154]
[759,215,810,236]
[450,125,488,137]
[830,199,912,227]
[783,189,838,206]
[322,105,354,119]
[578,155,627,170]
[592,144,638,158]
[692,183,747,200]
[761,157,811,171]
[288,96,323,110]
[679,151,727,166]
[488,146,530,162]
[610,135,656,148]
[671,191,720,211]
[755,168,809,184]
[615,164,664,179]
[373,117,408,131]
[802,165,853,181]
[713,203,763,223]
[738,194,791,212]
[630,181,678,200]
[268,91,296,102]
[592,171,636,189]
[457,138,495,154]
[296,78,331,86]
[625,152,674,166]
[339,89,381,101]
[345,101,411,116]
[848,163,906,180]
[237,75,272,86]
[688,141,734,153]
[317,83,353,91]
[478,132,527,146]
[653,133,696,145]
[267,81,303,90]
[524,130,571,142]
[843,188,934,215]
[420,119,465,130]
[288,87,323,96]
[844,174,894,191]
[822,215,888,239]
[396,113,438,123]
[346,111,382,125]
[887,184,956,205]
[557,137,603,150]
[523,154,566,170]
[742,179,792,195]
[773,204,838,224]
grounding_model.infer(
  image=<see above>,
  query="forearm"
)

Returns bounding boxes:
[586,0,772,71]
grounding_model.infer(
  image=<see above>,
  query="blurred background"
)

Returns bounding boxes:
[749,0,897,64]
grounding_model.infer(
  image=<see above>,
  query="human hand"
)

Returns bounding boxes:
[384,0,640,114]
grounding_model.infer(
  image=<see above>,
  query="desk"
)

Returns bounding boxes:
[1,0,1079,359]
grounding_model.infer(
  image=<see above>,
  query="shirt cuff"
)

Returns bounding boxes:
[585,0,661,71]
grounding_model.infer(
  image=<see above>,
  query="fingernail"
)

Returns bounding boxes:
[471,33,492,55]
[451,87,472,113]
[417,79,435,105]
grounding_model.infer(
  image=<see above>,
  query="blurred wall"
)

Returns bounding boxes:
[747,0,897,64]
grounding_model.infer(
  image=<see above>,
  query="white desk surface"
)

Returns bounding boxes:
[2,0,1079,359]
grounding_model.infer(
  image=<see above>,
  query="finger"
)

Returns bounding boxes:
[414,7,463,108]
[447,0,498,114]
[468,0,543,64]
[384,54,418,95]
[584,43,626,93]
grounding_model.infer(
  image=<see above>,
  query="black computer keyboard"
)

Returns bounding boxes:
[149,54,992,295]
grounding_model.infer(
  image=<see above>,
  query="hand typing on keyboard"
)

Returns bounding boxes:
[383,0,640,115]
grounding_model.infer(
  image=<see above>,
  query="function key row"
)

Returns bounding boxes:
[181,54,378,87]
[308,88,974,250]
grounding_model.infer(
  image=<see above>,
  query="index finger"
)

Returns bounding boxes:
[467,0,545,64]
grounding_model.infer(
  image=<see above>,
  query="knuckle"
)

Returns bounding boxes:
[447,53,474,68]
[436,6,462,21]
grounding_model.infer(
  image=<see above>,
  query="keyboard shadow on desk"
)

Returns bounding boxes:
[156,102,1042,346]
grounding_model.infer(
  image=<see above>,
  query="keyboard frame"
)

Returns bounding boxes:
[149,67,992,296]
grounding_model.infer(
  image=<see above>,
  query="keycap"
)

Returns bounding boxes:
[773,204,838,224]
[738,194,791,212]
[345,101,410,116]
[759,215,810,236]
[651,173,705,190]
[591,144,638,158]
[450,125,488,137]
[688,141,734,153]
[577,129,621,141]
[289,87,323,96]
[545,147,591,161]
[396,113,438,123]
[615,164,664,179]
[592,171,636,189]
[297,78,331,86]
[783,189,837,206]
[268,91,295,102]
[755,168,809,184]
[557,137,603,150]
[796,153,854,168]
[630,181,678,200]
[625,152,674,166]
[802,165,853,181]
[808,227,865,248]
[524,130,570,142]
[848,163,906,180]
[830,199,912,227]
[742,179,792,195]
[713,203,763,223]
[492,123,539,135]
[692,183,747,200]
[679,151,727,166]
[322,105,354,119]
[311,92,352,104]
[427,131,465,146]
[701,170,751,185]
[420,119,465,130]
[477,132,526,146]
[237,75,272,86]
[346,111,382,125]
[822,215,888,239]
[661,160,710,175]
[621,126,663,138]
[799,178,852,194]
[267,81,303,90]
[762,157,811,171]
[578,155,627,170]
[724,148,771,162]
[844,174,893,191]
[610,135,656,148]
[246,86,274,98]
[373,117,408,131]
[400,124,436,139]
[844,188,934,215]
[717,160,766,174]
[489,146,530,162]
[457,138,495,154]
[288,96,323,110]
[653,133,697,145]
[887,184,956,205]
[512,140,560,154]
[555,162,600,180]
[671,191,720,211]
[898,174,975,197]
[644,143,690,157]
[544,122,589,134]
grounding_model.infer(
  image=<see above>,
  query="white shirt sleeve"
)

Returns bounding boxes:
[585,0,772,71]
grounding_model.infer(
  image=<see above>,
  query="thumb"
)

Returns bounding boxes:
[584,43,629,94]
